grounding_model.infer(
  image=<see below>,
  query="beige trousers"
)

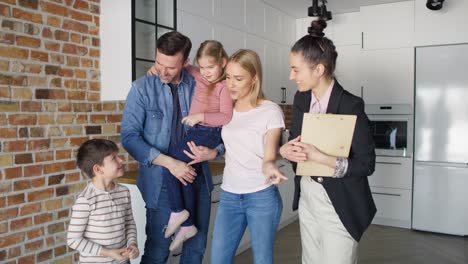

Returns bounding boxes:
[299,177,358,264]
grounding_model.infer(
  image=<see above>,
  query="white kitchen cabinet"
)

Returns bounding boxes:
[264,41,283,103]
[219,0,245,31]
[328,12,361,46]
[361,47,414,105]
[177,10,215,61]
[177,0,215,19]
[360,1,415,50]
[215,24,245,56]
[368,155,413,229]
[368,156,413,189]
[265,5,282,44]
[414,0,468,46]
[335,45,362,98]
[295,17,332,41]
[122,183,147,264]
[246,0,266,38]
[371,187,412,228]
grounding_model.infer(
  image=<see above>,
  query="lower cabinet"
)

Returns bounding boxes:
[368,156,413,229]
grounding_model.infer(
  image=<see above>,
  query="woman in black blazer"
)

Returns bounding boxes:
[280,19,376,264]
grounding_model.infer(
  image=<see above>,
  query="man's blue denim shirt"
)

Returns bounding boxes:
[121,70,224,209]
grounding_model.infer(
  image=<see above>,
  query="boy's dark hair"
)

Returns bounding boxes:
[156,31,192,62]
[76,139,119,179]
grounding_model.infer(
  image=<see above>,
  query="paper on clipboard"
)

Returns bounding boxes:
[296,113,356,177]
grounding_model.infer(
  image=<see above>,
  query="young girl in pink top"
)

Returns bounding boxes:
[150,40,232,251]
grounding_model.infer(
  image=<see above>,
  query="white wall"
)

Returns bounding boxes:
[100,0,132,101]
[100,0,297,103]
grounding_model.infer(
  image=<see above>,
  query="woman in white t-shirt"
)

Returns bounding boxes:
[184,49,287,263]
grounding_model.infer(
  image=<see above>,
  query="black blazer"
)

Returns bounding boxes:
[290,80,377,242]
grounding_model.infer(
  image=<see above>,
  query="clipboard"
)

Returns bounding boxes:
[296,113,356,177]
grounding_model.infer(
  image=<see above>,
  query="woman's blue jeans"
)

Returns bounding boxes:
[211,185,283,264]
[162,125,222,226]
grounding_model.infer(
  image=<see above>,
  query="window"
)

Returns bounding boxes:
[132,0,177,80]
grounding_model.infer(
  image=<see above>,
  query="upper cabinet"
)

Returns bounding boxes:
[361,47,414,105]
[360,1,415,50]
[414,0,468,46]
[328,12,361,46]
[335,45,362,98]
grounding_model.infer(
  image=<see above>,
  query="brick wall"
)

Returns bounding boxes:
[0,1,137,263]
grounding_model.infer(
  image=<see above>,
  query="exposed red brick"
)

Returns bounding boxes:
[89,48,99,57]
[47,222,64,234]
[0,46,29,59]
[13,180,31,191]
[69,136,87,147]
[10,217,32,231]
[28,139,51,151]
[70,32,81,43]
[16,35,41,48]
[15,153,33,164]
[7,193,25,206]
[5,166,23,179]
[28,188,54,202]
[18,0,39,10]
[20,202,40,216]
[46,15,61,27]
[37,249,53,262]
[73,0,89,11]
[62,19,88,33]
[0,32,14,44]
[68,90,85,100]
[54,29,69,41]
[42,27,52,38]
[35,151,54,162]
[21,101,42,112]
[58,67,73,77]
[18,254,35,264]
[25,238,43,252]
[7,246,20,258]
[40,1,67,16]
[9,114,37,125]
[24,164,42,177]
[69,9,92,22]
[13,8,42,23]
[31,50,49,62]
[36,89,65,99]
[44,41,60,51]
[0,232,24,248]
[30,177,45,187]
[0,208,18,221]
[0,128,17,138]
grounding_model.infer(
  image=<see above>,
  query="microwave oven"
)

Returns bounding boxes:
[365,104,413,157]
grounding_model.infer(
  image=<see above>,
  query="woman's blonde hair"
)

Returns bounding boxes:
[195,40,229,91]
[228,49,265,107]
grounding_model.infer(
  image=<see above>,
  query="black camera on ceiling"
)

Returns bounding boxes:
[426,0,445,10]
[308,0,332,21]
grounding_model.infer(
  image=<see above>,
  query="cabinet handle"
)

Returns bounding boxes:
[372,192,401,197]
[376,161,402,165]
[361,32,364,49]
[361,86,363,98]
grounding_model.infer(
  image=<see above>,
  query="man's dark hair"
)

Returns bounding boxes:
[76,139,119,178]
[156,31,192,62]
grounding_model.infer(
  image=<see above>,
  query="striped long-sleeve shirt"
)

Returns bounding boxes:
[67,182,137,264]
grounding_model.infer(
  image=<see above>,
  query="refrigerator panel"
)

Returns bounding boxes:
[415,44,468,163]
[412,162,468,235]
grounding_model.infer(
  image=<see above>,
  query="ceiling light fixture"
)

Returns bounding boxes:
[308,0,332,21]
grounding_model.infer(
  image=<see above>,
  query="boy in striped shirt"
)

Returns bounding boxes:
[67,139,139,263]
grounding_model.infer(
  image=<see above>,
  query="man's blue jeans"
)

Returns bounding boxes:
[162,125,221,226]
[211,185,283,264]
[141,173,211,264]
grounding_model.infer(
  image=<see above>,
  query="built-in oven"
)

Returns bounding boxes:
[365,104,413,157]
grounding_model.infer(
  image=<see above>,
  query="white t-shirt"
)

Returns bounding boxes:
[221,100,285,194]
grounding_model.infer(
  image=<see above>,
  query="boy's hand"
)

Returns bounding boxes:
[182,113,204,127]
[126,244,140,259]
[100,247,128,261]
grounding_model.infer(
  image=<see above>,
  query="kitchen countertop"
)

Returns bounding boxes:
[116,155,284,185]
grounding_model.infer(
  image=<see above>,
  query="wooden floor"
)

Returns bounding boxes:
[234,220,468,264]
